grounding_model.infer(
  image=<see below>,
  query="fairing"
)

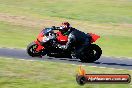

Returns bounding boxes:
[56,32,68,45]
[89,33,100,43]
[35,30,100,52]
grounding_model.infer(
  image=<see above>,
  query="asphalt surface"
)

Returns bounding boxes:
[0,48,132,70]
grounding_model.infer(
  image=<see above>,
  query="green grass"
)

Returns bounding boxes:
[0,57,131,88]
[97,35,132,57]
[0,0,132,23]
[0,21,39,48]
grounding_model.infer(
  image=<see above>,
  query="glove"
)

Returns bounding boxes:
[52,26,60,30]
[51,26,56,30]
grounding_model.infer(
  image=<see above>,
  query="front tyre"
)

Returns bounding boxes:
[27,42,41,57]
[80,44,102,63]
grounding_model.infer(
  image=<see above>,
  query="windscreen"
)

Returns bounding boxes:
[41,28,53,35]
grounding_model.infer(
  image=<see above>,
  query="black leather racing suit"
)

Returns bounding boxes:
[59,27,91,58]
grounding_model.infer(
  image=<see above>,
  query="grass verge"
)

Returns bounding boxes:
[0,0,132,24]
[0,57,131,88]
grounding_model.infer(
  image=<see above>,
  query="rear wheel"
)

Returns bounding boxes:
[80,44,102,63]
[27,42,41,57]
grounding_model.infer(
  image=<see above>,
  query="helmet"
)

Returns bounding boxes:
[60,22,71,34]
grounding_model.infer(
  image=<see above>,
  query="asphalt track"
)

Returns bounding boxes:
[0,48,132,70]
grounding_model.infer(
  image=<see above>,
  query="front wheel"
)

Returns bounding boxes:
[80,44,102,63]
[27,42,42,57]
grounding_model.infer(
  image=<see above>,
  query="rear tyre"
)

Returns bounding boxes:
[27,42,41,57]
[80,44,102,63]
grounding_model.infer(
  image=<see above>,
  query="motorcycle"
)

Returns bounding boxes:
[27,28,102,63]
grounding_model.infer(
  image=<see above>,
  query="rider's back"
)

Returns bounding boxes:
[70,28,90,43]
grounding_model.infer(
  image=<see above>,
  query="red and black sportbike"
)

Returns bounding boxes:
[27,28,102,63]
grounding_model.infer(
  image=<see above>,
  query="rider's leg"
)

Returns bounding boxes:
[75,38,91,58]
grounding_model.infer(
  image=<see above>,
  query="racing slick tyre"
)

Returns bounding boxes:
[27,42,41,57]
[80,44,102,63]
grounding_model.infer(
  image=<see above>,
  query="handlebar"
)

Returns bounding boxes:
[52,26,61,30]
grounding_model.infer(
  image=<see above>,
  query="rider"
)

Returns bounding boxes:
[58,22,92,58]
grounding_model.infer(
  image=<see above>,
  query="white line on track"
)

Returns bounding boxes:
[72,63,132,71]
[26,60,37,62]
[102,55,132,60]
[19,59,26,60]
[1,56,132,71]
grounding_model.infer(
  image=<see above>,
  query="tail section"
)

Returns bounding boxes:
[89,33,100,43]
